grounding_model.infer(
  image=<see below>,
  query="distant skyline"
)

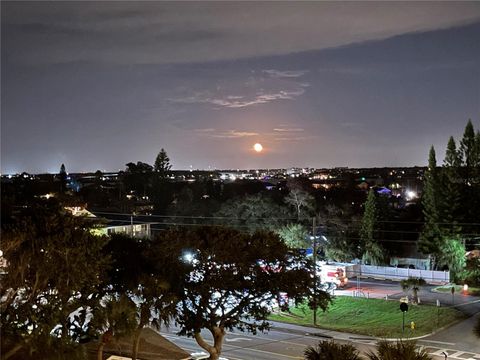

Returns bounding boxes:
[2,1,480,173]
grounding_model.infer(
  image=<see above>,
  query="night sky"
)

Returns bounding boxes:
[2,1,480,173]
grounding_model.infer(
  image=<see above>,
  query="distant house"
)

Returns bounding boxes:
[68,207,155,239]
[104,222,152,238]
[93,213,154,238]
[65,206,96,217]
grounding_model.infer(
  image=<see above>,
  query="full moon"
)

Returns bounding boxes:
[253,143,263,152]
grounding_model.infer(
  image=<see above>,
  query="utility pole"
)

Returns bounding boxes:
[356,268,360,296]
[131,215,134,236]
[312,216,318,326]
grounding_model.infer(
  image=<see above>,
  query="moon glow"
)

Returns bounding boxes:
[253,143,263,152]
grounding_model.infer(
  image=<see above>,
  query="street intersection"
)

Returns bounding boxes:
[160,279,480,360]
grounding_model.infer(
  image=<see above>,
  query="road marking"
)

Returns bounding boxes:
[423,348,445,356]
[161,332,303,359]
[220,343,303,359]
[424,346,480,360]
[162,330,309,349]
[182,347,244,360]
[225,337,252,343]
[418,339,456,346]
[161,333,181,340]
[228,330,317,347]
[451,299,480,307]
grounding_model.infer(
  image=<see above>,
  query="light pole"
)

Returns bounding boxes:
[400,302,408,336]
[436,299,440,329]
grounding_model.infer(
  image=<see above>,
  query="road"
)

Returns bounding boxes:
[157,279,480,360]
[160,321,480,360]
[160,324,373,360]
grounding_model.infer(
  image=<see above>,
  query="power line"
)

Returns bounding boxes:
[99,217,480,237]
[90,210,297,221]
[90,210,480,227]
[102,219,480,245]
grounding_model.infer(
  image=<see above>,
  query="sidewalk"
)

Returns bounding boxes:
[269,320,376,342]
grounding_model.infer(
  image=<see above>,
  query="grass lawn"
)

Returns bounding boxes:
[269,296,465,338]
[433,284,480,296]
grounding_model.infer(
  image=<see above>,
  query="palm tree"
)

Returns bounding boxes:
[90,295,138,360]
[304,340,361,360]
[367,340,432,360]
[401,277,426,304]
[437,238,466,281]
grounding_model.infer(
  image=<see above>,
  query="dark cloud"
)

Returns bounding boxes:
[3,2,480,65]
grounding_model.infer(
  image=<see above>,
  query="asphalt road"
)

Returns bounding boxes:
[158,279,480,360]
[160,321,480,360]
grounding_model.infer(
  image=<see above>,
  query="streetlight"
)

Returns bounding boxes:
[182,250,197,264]
[184,252,194,263]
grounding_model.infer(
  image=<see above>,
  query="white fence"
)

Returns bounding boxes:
[345,264,449,284]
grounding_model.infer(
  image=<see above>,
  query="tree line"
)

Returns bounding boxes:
[3,121,479,278]
[419,120,480,275]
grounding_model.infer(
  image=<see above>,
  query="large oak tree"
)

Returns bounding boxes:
[150,226,329,360]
